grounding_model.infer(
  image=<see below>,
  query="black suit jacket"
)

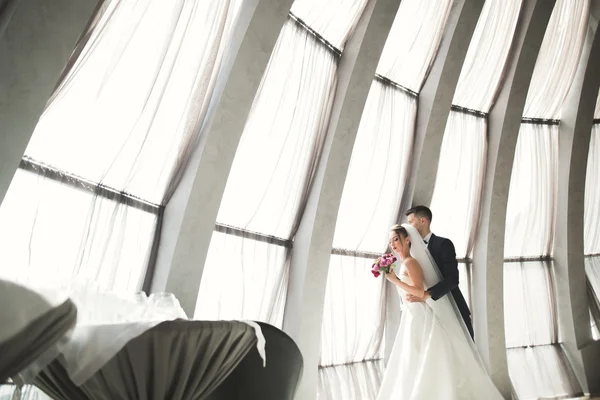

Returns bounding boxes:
[426,233,474,339]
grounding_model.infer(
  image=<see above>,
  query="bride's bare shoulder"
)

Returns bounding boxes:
[403,257,423,270]
[403,256,417,264]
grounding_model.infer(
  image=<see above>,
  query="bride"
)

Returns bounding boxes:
[376,224,504,399]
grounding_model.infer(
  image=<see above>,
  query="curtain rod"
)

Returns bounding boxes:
[19,156,162,214]
[319,358,382,369]
[288,12,342,58]
[214,223,292,248]
[506,342,562,350]
[521,117,560,125]
[503,255,553,263]
[593,118,600,125]
[451,104,487,118]
[374,74,419,97]
[331,248,383,259]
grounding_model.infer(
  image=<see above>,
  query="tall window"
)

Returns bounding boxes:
[586,256,600,340]
[503,0,589,398]
[318,0,455,380]
[584,91,600,339]
[194,0,371,328]
[427,0,523,323]
[584,91,600,256]
[0,0,243,293]
[430,0,523,260]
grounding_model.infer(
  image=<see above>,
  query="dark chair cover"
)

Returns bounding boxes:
[205,321,303,400]
[34,320,259,400]
[0,280,77,384]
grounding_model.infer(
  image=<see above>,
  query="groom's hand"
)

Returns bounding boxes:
[405,292,430,303]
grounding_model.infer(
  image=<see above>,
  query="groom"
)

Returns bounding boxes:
[405,205,474,339]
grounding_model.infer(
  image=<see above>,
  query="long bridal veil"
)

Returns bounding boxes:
[400,224,492,376]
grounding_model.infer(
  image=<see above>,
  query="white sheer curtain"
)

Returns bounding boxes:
[505,0,590,257]
[592,310,600,340]
[586,256,600,301]
[504,262,582,399]
[0,170,157,291]
[317,360,384,400]
[507,344,583,400]
[376,0,453,91]
[454,0,523,112]
[584,122,600,255]
[320,255,387,365]
[592,312,600,340]
[0,0,243,292]
[195,0,370,326]
[504,261,557,348]
[290,0,368,49]
[429,113,487,258]
[430,0,522,258]
[26,0,243,203]
[332,84,416,252]
[215,21,338,238]
[215,0,369,237]
[585,256,600,339]
[321,85,415,365]
[505,124,559,258]
[523,0,590,120]
[503,5,590,398]
[193,231,289,327]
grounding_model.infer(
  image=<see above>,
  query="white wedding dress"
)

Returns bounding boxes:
[376,225,504,400]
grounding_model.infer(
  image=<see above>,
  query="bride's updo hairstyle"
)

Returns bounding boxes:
[390,224,411,249]
[390,224,408,239]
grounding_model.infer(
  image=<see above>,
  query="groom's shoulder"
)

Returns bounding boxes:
[432,233,454,246]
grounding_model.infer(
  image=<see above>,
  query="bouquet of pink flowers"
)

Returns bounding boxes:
[371,253,397,277]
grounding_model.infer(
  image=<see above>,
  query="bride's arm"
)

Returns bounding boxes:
[385,259,426,298]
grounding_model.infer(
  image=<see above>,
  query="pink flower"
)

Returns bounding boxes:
[371,253,396,278]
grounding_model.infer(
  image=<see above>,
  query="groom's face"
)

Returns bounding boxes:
[407,213,426,237]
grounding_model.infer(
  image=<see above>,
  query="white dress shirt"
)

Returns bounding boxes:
[423,232,432,245]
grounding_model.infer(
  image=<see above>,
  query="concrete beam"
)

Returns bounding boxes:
[554,0,600,393]
[280,0,400,398]
[472,0,556,396]
[0,0,99,205]
[402,0,485,210]
[150,0,293,314]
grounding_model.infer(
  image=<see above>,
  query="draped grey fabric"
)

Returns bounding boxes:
[34,320,258,400]
[0,0,20,39]
[205,322,303,400]
[0,299,77,384]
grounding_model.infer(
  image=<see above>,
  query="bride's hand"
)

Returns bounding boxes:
[385,271,397,282]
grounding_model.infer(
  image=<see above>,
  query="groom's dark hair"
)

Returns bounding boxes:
[405,205,432,222]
